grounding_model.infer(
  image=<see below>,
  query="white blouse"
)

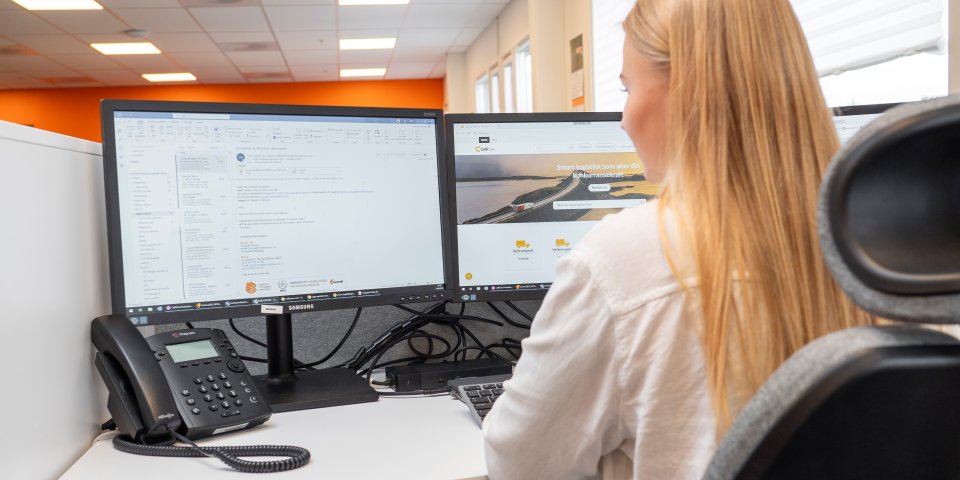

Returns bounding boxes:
[483,201,717,479]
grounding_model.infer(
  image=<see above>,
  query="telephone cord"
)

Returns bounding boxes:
[112,433,311,473]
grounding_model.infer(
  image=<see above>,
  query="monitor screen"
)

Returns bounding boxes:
[446,113,653,302]
[102,100,451,325]
[833,103,902,143]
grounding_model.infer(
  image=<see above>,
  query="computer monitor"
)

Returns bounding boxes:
[445,112,652,303]
[833,103,902,143]
[101,99,452,411]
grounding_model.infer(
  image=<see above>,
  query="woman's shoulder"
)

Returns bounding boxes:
[569,200,682,314]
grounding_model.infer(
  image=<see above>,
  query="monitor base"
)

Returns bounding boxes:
[254,368,378,413]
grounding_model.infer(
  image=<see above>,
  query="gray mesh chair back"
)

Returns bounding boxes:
[703,96,960,480]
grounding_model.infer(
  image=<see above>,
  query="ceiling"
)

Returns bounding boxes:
[0,0,508,90]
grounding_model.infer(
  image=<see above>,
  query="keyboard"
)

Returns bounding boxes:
[449,373,512,426]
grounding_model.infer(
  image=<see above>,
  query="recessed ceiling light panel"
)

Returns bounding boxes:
[338,0,409,5]
[339,38,397,50]
[91,42,161,55]
[11,0,103,10]
[142,73,197,82]
[340,68,387,78]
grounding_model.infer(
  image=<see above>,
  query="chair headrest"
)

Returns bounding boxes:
[819,96,960,323]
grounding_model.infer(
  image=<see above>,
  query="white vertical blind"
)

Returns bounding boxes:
[591,0,634,112]
[516,41,534,113]
[792,0,945,76]
[591,0,947,111]
[475,74,490,113]
[491,72,501,113]
[504,62,515,113]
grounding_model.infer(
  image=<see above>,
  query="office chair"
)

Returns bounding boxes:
[702,96,960,480]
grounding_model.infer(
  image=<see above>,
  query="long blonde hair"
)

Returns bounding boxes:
[623,0,873,434]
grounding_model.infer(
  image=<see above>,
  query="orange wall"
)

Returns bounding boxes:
[0,79,444,143]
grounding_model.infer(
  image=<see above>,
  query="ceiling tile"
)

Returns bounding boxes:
[338,28,398,40]
[166,51,233,67]
[291,72,337,82]
[264,6,336,31]
[85,69,150,85]
[47,53,124,70]
[33,11,131,35]
[384,62,434,79]
[402,4,472,29]
[0,56,77,75]
[188,6,270,33]
[108,55,182,72]
[237,64,289,74]
[467,3,507,28]
[289,63,336,77]
[207,32,275,43]
[338,5,407,30]
[75,33,137,44]
[390,46,445,62]
[189,66,244,82]
[429,61,445,77]
[274,31,336,51]
[8,35,91,55]
[452,27,482,46]
[261,0,335,4]
[281,49,337,65]
[99,0,182,7]
[179,0,260,6]
[246,75,292,83]
[225,50,286,66]
[148,33,220,52]
[396,28,460,49]
[0,11,62,35]
[338,49,391,64]
[112,8,202,33]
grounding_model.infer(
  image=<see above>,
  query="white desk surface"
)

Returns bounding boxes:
[61,395,488,479]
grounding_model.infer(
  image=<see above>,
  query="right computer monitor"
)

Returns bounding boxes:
[833,103,903,143]
[446,113,654,302]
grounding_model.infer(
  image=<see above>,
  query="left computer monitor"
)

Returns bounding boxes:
[833,103,902,143]
[101,99,453,411]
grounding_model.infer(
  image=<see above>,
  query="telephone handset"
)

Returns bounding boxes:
[91,314,310,473]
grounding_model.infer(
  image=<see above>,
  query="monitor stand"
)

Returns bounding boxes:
[253,313,378,413]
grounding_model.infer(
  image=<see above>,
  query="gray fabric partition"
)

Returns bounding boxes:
[157,300,539,375]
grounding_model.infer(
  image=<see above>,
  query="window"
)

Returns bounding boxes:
[590,0,949,110]
[490,71,501,114]
[503,62,515,113]
[515,40,533,113]
[475,74,490,114]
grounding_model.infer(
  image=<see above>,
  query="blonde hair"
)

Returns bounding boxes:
[624,0,874,434]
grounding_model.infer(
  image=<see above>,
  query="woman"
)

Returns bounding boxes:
[482,0,873,478]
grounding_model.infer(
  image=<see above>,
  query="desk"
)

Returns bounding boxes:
[61,395,488,479]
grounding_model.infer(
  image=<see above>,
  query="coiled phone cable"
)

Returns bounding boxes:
[112,432,311,473]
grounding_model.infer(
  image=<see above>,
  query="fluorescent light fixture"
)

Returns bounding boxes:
[338,0,409,5]
[340,68,387,78]
[91,42,161,55]
[142,73,197,82]
[340,38,397,50]
[11,0,103,10]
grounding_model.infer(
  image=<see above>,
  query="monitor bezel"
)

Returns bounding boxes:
[444,111,626,303]
[833,103,902,116]
[101,99,455,325]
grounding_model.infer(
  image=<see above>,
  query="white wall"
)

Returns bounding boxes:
[0,121,111,478]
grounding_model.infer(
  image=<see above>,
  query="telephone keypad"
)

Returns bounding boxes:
[211,383,220,391]
[228,390,237,397]
[198,386,208,393]
[191,408,201,415]
[206,374,215,382]
[186,398,196,405]
[180,389,190,396]
[203,395,213,402]
[224,381,232,388]
[216,392,226,400]
[221,401,231,409]
[218,373,228,380]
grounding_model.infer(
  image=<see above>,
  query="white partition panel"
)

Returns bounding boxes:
[0,121,110,479]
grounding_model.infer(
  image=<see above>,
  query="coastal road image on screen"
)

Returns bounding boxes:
[455,152,657,225]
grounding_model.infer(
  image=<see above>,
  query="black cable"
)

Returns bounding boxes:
[392,304,504,327]
[455,346,508,362]
[359,333,452,379]
[503,300,534,323]
[486,302,531,329]
[112,433,310,473]
[294,307,363,369]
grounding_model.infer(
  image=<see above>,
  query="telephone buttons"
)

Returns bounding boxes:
[249,396,259,404]
[209,404,219,411]
[227,360,244,372]
[234,399,243,406]
[211,383,220,391]
[221,401,231,409]
[203,395,213,402]
[198,386,208,393]
[224,381,232,389]
[181,389,191,396]
[191,408,201,415]
[193,377,203,384]
[186,398,196,406]
[220,410,241,418]
[218,373,228,380]
[229,352,238,358]
[206,374,215,382]
[228,390,237,397]
[216,393,225,400]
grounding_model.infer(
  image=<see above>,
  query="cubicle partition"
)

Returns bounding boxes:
[0,121,112,479]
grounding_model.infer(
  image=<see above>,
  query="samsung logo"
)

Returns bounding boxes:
[288,304,315,311]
